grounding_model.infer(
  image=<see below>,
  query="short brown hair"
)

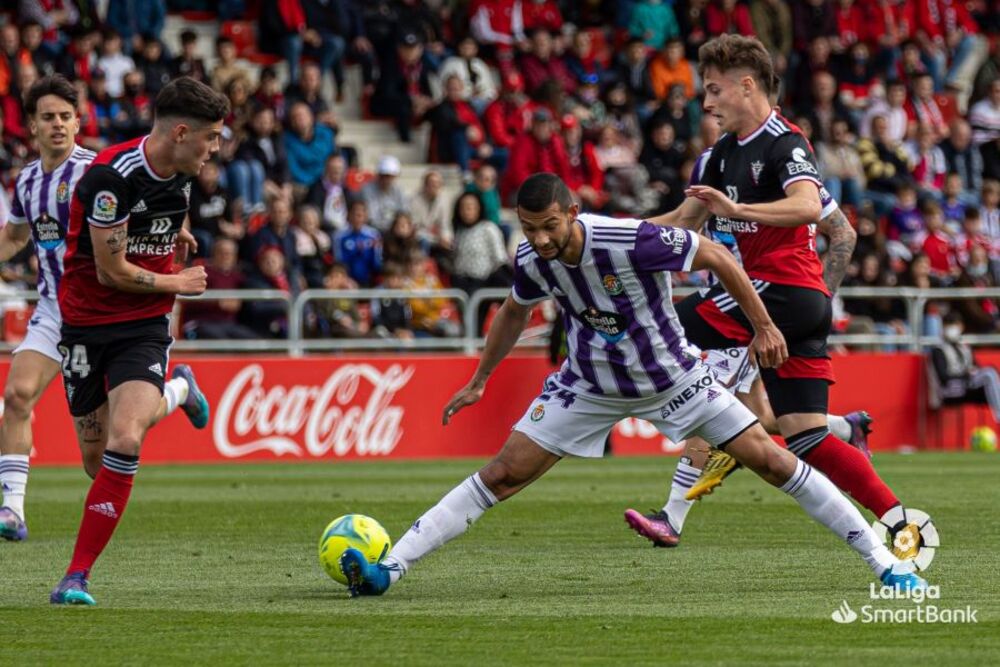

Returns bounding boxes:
[698,35,776,96]
[24,75,78,115]
[155,76,230,125]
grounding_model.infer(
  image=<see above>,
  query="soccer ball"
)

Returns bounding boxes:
[970,426,997,452]
[317,514,392,585]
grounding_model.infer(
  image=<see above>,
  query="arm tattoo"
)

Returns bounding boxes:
[821,207,856,294]
[107,225,128,254]
[135,270,155,289]
[96,266,114,286]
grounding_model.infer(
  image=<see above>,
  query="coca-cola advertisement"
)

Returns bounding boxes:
[0,351,974,464]
[6,355,559,464]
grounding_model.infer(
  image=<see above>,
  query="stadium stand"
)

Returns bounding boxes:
[0,0,997,346]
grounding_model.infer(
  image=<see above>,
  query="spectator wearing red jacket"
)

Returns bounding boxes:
[469,0,525,68]
[921,202,960,282]
[833,0,866,54]
[429,74,495,175]
[914,0,983,92]
[522,0,563,33]
[561,114,606,211]
[906,122,949,196]
[906,73,949,140]
[500,107,571,204]
[483,70,534,158]
[863,0,906,71]
[706,0,755,38]
[518,29,575,96]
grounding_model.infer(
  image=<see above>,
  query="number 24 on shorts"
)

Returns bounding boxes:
[58,344,92,378]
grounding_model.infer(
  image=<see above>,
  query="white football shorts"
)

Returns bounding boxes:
[703,347,759,395]
[13,297,62,363]
[514,369,759,458]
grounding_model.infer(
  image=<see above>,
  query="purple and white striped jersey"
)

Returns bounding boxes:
[7,145,96,304]
[512,214,702,398]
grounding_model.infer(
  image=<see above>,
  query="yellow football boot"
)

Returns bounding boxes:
[685,450,741,501]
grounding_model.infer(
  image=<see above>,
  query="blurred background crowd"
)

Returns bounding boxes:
[0,0,997,344]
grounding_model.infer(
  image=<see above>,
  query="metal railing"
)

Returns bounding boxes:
[288,288,470,356]
[176,289,290,352]
[1,286,998,354]
[832,286,1000,351]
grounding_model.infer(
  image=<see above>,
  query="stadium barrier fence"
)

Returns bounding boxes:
[3,286,999,354]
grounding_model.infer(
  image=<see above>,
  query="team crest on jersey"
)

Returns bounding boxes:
[659,227,687,255]
[182,181,192,202]
[56,181,70,203]
[530,404,545,421]
[602,274,623,295]
[93,190,118,222]
[750,160,764,184]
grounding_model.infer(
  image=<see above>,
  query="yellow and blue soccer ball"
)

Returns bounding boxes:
[970,426,998,452]
[318,514,392,585]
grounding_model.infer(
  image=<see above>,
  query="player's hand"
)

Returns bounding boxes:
[685,185,740,219]
[749,322,787,369]
[176,227,198,264]
[177,266,208,296]
[442,379,486,425]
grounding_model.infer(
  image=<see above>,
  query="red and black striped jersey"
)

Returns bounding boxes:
[699,111,829,296]
[59,135,193,326]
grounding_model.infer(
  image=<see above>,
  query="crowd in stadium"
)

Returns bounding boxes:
[0,0,998,341]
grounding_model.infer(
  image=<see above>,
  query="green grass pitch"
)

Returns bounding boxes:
[2,453,998,665]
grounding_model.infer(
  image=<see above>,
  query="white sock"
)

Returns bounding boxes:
[780,459,896,577]
[827,415,852,442]
[162,378,189,416]
[661,457,701,532]
[0,454,30,519]
[382,472,497,583]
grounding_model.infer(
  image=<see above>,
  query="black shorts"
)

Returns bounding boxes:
[675,281,833,417]
[59,316,172,417]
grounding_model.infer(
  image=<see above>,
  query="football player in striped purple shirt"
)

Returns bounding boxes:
[339,173,927,596]
[0,76,96,541]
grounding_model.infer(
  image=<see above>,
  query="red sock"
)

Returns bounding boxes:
[67,452,138,576]
[802,433,899,517]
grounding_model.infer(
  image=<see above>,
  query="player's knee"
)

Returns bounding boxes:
[478,460,524,501]
[731,430,795,486]
[3,379,40,418]
[106,432,143,457]
[759,445,797,487]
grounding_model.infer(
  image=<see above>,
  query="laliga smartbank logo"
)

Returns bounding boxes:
[831,584,978,624]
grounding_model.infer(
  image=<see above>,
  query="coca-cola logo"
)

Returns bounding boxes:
[214,364,415,458]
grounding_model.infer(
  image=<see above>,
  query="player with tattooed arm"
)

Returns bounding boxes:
[50,77,229,605]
